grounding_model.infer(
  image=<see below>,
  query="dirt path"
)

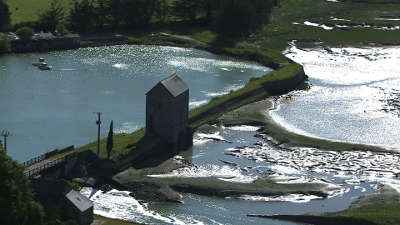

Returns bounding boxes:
[160,32,206,45]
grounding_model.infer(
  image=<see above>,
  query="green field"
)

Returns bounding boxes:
[324,191,400,225]
[257,0,400,50]
[5,0,73,25]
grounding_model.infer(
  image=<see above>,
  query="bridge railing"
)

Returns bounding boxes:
[24,156,67,177]
[21,145,74,168]
[22,154,46,167]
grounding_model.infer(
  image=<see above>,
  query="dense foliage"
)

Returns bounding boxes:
[0,34,11,54]
[0,0,10,31]
[15,26,34,39]
[0,150,45,225]
[38,0,66,32]
[5,0,277,36]
[215,0,276,36]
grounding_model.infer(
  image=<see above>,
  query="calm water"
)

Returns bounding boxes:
[0,45,271,162]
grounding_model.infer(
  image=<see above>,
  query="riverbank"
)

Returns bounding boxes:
[217,98,391,153]
[248,185,400,225]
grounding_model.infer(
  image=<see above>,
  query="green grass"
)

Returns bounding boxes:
[5,0,73,25]
[256,0,400,50]
[189,63,302,124]
[326,204,400,225]
[324,192,400,225]
[75,128,145,161]
[94,215,144,225]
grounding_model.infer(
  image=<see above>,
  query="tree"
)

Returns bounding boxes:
[0,150,45,225]
[38,0,65,32]
[16,26,34,39]
[94,0,109,29]
[106,120,114,159]
[68,0,96,33]
[0,34,11,54]
[119,0,157,27]
[172,0,201,23]
[215,0,275,37]
[199,0,215,24]
[107,0,123,30]
[0,0,11,31]
[155,0,169,24]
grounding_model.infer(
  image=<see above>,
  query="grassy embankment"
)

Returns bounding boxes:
[267,188,400,225]
[325,203,400,225]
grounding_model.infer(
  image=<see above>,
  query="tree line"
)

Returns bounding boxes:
[1,0,278,37]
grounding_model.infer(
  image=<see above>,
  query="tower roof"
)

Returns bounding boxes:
[65,190,93,212]
[148,73,188,97]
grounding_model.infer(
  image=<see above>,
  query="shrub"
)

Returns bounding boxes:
[56,24,69,35]
[0,34,11,53]
[0,150,45,225]
[16,26,34,39]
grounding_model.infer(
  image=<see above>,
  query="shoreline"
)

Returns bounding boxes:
[218,98,394,153]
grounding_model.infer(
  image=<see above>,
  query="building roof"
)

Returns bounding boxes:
[148,73,188,97]
[65,190,93,212]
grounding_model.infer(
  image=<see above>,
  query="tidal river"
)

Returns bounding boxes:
[3,45,400,225]
[80,45,399,225]
[0,45,271,162]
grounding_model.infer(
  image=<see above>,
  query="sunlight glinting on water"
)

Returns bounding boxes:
[80,188,204,225]
[270,45,400,148]
[148,164,258,183]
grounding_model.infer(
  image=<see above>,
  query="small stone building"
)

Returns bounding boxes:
[146,74,191,151]
[65,190,94,225]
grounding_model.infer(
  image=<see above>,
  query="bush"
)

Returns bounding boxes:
[56,24,69,35]
[0,150,45,225]
[0,34,11,54]
[16,26,34,39]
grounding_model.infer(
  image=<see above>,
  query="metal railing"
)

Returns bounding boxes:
[22,154,47,167]
[24,156,66,177]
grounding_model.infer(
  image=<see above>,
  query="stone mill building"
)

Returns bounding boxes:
[146,73,192,152]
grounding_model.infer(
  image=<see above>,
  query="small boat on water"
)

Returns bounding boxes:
[33,58,51,70]
[38,62,51,70]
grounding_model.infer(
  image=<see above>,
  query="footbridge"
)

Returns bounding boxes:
[22,145,75,178]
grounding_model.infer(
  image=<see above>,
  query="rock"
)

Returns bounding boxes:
[159,185,184,203]
[219,159,238,167]
[72,177,96,187]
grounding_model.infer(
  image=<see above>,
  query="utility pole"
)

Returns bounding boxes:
[96,112,102,156]
[1,130,11,153]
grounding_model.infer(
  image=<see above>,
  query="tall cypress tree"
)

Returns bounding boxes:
[106,120,114,159]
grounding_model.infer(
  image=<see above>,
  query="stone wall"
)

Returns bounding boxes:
[11,35,80,53]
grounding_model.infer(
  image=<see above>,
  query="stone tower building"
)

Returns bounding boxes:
[146,74,191,151]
